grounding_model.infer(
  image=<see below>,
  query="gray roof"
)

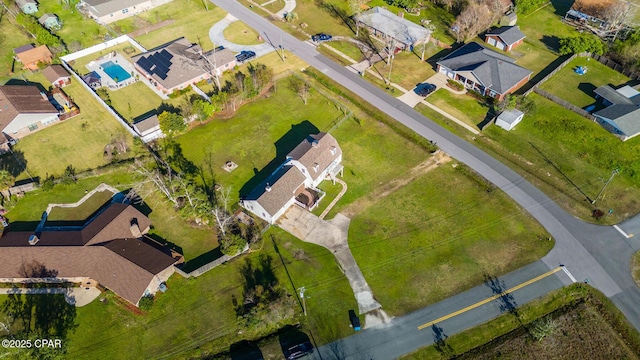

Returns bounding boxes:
[498,108,524,125]
[133,114,159,133]
[485,26,525,46]
[251,166,306,216]
[356,7,431,46]
[437,42,532,94]
[594,105,640,136]
[83,0,148,17]
[15,0,36,7]
[38,13,57,24]
[132,38,236,91]
[594,85,640,106]
[287,133,342,182]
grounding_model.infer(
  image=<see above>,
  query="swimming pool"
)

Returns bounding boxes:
[102,61,131,83]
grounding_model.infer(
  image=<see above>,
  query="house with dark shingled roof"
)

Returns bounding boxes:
[593,85,640,141]
[485,26,526,52]
[240,133,344,224]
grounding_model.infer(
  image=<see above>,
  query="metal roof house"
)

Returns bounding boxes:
[79,0,173,24]
[355,7,432,51]
[241,133,344,224]
[495,108,525,131]
[436,42,532,101]
[15,0,38,14]
[133,114,164,143]
[593,85,640,141]
[485,26,526,52]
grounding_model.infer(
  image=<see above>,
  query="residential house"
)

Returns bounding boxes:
[436,42,532,101]
[355,7,432,51]
[593,85,640,140]
[485,26,525,52]
[0,85,59,144]
[133,114,164,142]
[14,45,53,71]
[241,133,344,224]
[79,0,173,24]
[38,14,62,30]
[132,37,236,95]
[82,71,102,89]
[495,108,524,131]
[564,0,629,29]
[0,202,179,306]
[15,0,37,14]
[43,64,71,87]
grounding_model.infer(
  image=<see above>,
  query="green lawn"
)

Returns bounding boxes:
[518,0,578,54]
[60,227,355,359]
[323,41,365,62]
[47,190,114,221]
[8,81,142,181]
[223,21,263,45]
[633,251,640,288]
[370,46,439,90]
[0,16,33,77]
[426,89,491,127]
[117,0,227,51]
[35,1,110,49]
[350,165,552,315]
[107,82,167,122]
[540,56,631,108]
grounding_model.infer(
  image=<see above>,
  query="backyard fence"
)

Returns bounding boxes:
[533,87,596,121]
[174,244,250,278]
[589,53,640,81]
[523,54,578,96]
[60,35,146,62]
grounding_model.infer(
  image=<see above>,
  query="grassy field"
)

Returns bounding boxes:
[35,1,110,49]
[540,56,631,108]
[7,80,142,181]
[323,41,365,63]
[349,164,552,315]
[370,44,440,90]
[0,16,33,77]
[518,0,577,54]
[47,190,114,221]
[403,284,640,359]
[56,227,356,359]
[107,82,168,122]
[223,21,263,45]
[118,0,227,51]
[426,89,491,128]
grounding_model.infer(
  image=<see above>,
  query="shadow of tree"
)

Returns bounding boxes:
[229,340,264,360]
[541,35,561,52]
[483,272,521,325]
[0,149,29,178]
[432,324,454,358]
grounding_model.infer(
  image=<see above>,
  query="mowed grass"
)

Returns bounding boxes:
[518,0,578,53]
[47,190,114,221]
[323,41,365,62]
[426,89,491,127]
[63,227,356,359]
[403,284,640,359]
[370,45,440,90]
[10,81,141,180]
[107,82,167,122]
[117,0,227,51]
[349,165,552,315]
[0,17,32,76]
[35,1,109,48]
[223,21,263,45]
[540,56,631,108]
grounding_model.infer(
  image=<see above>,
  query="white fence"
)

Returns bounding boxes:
[60,35,146,62]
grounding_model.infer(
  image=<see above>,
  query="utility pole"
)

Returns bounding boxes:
[280,33,285,63]
[299,287,307,316]
[592,168,619,205]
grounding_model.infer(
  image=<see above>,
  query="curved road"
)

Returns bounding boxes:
[209,0,640,356]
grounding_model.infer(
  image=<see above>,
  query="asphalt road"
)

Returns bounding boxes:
[209,0,640,356]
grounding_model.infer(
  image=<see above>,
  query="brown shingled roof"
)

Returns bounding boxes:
[256,166,306,215]
[287,133,342,181]
[42,64,70,83]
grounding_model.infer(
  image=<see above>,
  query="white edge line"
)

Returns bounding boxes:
[613,225,632,238]
[561,266,577,283]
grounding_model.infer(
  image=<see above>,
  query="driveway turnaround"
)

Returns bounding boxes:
[208,14,275,58]
[0,286,101,307]
[278,206,382,315]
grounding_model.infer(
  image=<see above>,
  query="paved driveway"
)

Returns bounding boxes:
[278,206,382,315]
[208,14,275,58]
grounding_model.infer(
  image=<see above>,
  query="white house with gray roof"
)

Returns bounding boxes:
[436,42,532,101]
[133,114,164,142]
[593,85,640,141]
[355,7,431,51]
[79,0,173,24]
[485,26,525,52]
[241,133,343,224]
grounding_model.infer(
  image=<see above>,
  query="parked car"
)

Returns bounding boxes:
[284,341,314,359]
[214,45,225,52]
[311,33,332,43]
[235,50,256,63]
[415,82,437,97]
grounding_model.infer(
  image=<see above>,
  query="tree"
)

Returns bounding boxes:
[288,76,310,105]
[452,1,493,42]
[284,11,298,22]
[220,233,246,255]
[514,0,547,15]
[559,34,606,55]
[192,99,216,122]
[158,111,186,135]
[0,170,14,192]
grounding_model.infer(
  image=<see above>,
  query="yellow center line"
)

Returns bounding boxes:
[417,267,562,330]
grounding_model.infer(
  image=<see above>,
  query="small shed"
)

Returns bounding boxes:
[43,64,71,87]
[38,14,61,30]
[15,0,37,14]
[496,109,525,131]
[501,11,517,26]
[82,71,102,89]
[133,114,165,143]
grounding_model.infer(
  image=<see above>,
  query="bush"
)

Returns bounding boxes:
[447,79,465,91]
[559,34,605,55]
[220,234,247,256]
[139,295,154,311]
[515,0,548,15]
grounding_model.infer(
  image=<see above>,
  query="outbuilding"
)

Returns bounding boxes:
[495,108,524,131]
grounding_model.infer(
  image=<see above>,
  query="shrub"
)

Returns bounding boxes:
[138,295,154,311]
[220,234,247,256]
[447,79,465,91]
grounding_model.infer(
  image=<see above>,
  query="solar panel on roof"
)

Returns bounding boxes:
[159,49,173,60]
[137,57,152,72]
[157,55,172,69]
[155,69,168,80]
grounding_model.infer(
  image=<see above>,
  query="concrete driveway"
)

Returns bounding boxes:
[278,206,382,315]
[208,14,275,58]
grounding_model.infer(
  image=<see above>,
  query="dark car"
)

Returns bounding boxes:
[235,50,256,63]
[311,33,332,43]
[284,341,314,359]
[415,82,437,97]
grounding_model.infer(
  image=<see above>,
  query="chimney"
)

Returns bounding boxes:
[311,139,319,148]
[28,234,39,245]
[265,183,272,192]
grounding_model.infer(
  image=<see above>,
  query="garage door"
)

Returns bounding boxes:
[487,38,496,47]
[497,41,505,51]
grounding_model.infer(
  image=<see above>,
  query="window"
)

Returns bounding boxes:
[42,117,57,125]
[28,123,38,131]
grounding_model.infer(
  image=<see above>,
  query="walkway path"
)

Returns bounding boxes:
[0,286,101,307]
[319,178,347,219]
[275,0,296,18]
[209,14,275,58]
[278,206,382,316]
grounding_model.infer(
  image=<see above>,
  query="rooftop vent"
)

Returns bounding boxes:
[28,234,39,245]
[265,183,272,192]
